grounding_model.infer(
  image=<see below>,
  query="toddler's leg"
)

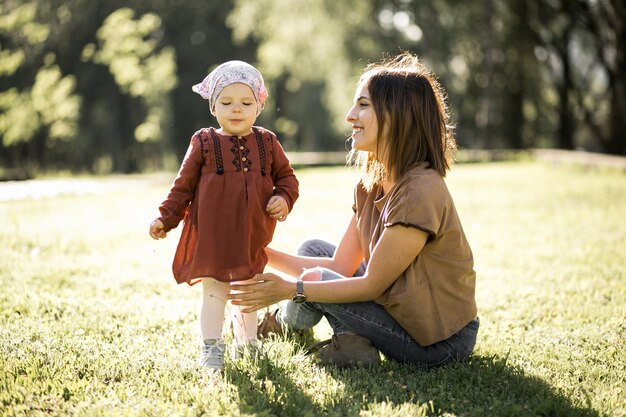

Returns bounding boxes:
[230,305,258,345]
[199,278,229,372]
[200,278,229,340]
[229,279,257,345]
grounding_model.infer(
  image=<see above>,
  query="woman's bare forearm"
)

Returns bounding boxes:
[266,247,337,277]
[267,215,365,278]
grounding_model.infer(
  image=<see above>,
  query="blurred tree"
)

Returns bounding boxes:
[229,0,388,151]
[231,0,623,155]
[0,1,81,174]
[82,7,177,172]
[580,0,625,154]
[0,0,248,174]
[1,0,623,176]
[87,8,177,143]
[528,0,625,154]
[127,0,258,158]
[529,0,590,151]
[229,0,549,152]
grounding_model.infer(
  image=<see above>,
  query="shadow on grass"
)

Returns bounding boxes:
[334,355,598,417]
[227,350,328,417]
[228,351,598,417]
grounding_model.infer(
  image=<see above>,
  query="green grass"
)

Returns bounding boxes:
[1,162,624,416]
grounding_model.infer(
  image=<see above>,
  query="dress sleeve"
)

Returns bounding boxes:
[269,132,299,212]
[157,133,204,231]
[383,174,448,238]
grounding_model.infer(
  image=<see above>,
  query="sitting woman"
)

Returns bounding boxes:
[229,52,479,368]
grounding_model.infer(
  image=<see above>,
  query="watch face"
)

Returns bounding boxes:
[292,294,307,303]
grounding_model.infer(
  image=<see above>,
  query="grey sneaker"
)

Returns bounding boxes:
[199,339,225,371]
[233,339,261,360]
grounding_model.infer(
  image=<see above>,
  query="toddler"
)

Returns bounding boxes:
[149,60,299,372]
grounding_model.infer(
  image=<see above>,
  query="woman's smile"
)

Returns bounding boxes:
[346,82,379,154]
[351,125,363,135]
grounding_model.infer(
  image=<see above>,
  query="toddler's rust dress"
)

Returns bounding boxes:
[157,126,299,284]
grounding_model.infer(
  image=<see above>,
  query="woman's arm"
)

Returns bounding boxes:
[267,214,365,277]
[231,224,428,312]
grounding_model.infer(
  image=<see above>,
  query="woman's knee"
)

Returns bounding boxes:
[279,301,324,330]
[318,267,344,282]
[297,239,336,257]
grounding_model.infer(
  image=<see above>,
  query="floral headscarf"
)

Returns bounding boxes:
[192,60,268,116]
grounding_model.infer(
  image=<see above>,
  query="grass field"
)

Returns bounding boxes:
[1,161,624,416]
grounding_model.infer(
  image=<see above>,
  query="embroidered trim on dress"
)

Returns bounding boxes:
[198,131,209,167]
[208,128,225,174]
[253,127,267,176]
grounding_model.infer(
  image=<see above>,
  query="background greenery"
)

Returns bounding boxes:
[1,162,624,416]
[1,0,625,176]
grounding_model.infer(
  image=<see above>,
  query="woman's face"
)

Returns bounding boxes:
[346,81,381,154]
[213,83,258,137]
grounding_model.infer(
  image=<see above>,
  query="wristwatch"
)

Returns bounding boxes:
[292,279,307,303]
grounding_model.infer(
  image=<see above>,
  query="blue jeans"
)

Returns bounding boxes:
[277,239,479,367]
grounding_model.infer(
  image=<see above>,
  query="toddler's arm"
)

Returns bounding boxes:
[268,132,299,212]
[149,219,167,240]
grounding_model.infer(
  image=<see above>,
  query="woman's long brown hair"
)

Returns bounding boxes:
[351,52,456,191]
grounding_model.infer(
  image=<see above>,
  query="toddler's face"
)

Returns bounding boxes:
[213,83,258,137]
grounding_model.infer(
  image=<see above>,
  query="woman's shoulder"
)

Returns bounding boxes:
[393,164,449,202]
[383,164,455,231]
[399,162,444,185]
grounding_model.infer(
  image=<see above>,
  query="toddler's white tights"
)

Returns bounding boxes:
[200,278,257,345]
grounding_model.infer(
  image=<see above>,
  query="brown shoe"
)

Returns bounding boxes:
[257,310,284,338]
[307,334,381,367]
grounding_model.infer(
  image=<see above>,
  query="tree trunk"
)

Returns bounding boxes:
[505,0,530,149]
[557,39,574,150]
[582,0,626,155]
[480,0,496,148]
[605,0,626,154]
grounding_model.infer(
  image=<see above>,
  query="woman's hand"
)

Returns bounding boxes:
[229,273,296,313]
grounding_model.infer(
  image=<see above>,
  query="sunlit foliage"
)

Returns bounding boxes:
[230,0,379,133]
[0,0,623,174]
[83,8,177,143]
[0,2,80,147]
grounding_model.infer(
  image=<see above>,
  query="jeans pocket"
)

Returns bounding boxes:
[427,353,454,369]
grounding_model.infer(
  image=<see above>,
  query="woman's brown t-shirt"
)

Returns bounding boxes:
[354,163,477,346]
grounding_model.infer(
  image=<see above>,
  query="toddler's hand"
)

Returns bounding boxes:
[149,219,167,240]
[266,195,289,222]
